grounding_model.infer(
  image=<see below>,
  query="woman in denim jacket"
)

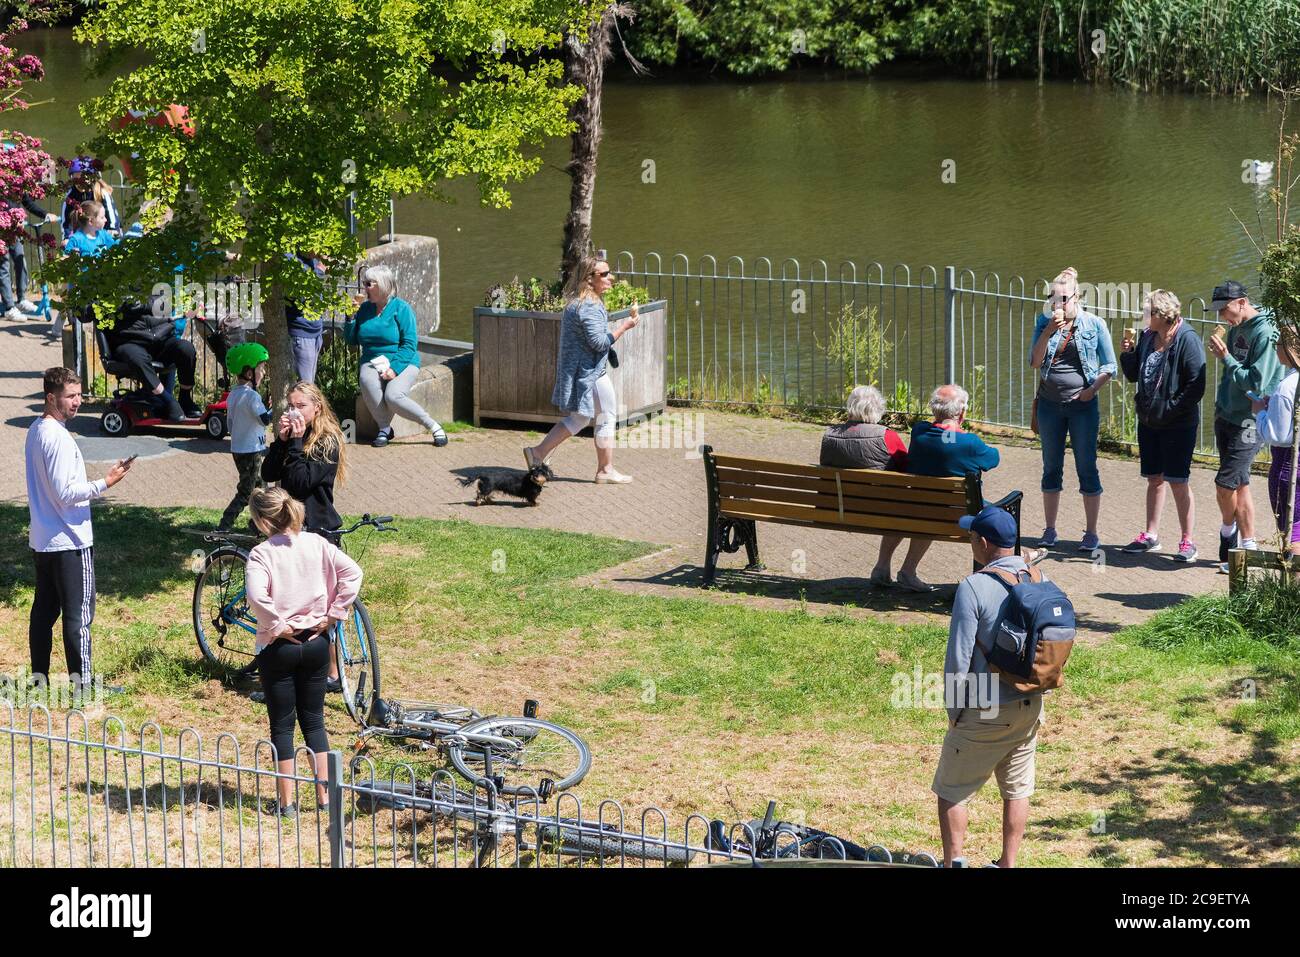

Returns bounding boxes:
[1028,267,1117,551]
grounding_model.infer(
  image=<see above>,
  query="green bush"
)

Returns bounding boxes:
[815,301,891,398]
[483,276,651,313]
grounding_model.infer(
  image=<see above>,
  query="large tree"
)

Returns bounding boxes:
[54,0,594,406]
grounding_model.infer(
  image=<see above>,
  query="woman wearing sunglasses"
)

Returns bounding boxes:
[524,257,640,483]
[344,264,447,448]
[1028,266,1117,552]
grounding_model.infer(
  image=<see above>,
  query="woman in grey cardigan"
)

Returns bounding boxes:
[524,257,641,483]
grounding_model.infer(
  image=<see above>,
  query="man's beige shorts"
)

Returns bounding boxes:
[932,696,1045,805]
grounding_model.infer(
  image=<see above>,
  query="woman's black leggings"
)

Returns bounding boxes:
[258,631,330,760]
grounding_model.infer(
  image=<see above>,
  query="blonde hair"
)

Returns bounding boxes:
[1051,266,1079,297]
[1279,326,1300,369]
[93,178,114,203]
[564,256,607,304]
[1144,289,1181,324]
[249,486,305,535]
[287,381,349,486]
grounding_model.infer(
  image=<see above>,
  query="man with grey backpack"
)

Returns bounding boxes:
[932,506,1075,867]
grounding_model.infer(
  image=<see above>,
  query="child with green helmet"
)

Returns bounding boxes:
[218,343,273,531]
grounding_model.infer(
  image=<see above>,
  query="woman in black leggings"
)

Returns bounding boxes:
[245,487,363,817]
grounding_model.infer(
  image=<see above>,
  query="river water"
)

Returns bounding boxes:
[14,28,1285,386]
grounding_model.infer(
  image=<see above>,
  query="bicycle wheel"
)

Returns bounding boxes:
[193,546,259,672]
[335,597,381,726]
[449,717,591,795]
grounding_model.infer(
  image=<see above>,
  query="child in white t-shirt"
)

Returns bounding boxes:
[218,344,273,531]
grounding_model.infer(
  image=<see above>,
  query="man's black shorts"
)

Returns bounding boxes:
[1214,416,1261,489]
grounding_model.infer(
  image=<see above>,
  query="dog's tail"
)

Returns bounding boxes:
[455,475,477,487]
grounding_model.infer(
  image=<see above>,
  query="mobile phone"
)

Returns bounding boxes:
[121,454,138,467]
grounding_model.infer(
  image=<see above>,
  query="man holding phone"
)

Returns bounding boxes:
[24,367,132,698]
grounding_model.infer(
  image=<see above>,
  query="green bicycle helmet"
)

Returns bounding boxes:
[226,342,269,379]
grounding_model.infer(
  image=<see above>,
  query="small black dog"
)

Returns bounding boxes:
[458,464,554,507]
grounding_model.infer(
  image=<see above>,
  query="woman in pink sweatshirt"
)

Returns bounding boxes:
[245,487,363,818]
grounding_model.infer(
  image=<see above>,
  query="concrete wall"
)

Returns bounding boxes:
[352,343,473,441]
[357,234,441,334]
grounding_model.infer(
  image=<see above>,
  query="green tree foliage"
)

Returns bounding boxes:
[624,0,1300,92]
[627,0,901,75]
[52,0,594,405]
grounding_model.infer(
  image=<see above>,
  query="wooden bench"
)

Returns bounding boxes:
[701,445,1023,584]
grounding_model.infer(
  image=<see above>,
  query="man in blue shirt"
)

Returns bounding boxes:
[908,384,1001,477]
[875,384,1004,594]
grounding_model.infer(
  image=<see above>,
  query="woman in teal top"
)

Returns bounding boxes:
[343,264,446,447]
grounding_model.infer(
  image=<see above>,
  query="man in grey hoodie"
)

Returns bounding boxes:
[933,506,1050,868]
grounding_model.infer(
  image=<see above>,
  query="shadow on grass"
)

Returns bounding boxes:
[1041,664,1300,865]
[0,502,208,605]
[625,563,957,614]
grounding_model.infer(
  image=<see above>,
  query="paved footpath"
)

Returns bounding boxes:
[1,313,1255,639]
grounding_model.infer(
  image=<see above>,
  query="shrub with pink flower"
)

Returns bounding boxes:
[0,7,64,258]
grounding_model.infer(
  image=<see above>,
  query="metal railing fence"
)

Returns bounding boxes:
[614,250,1238,455]
[2,704,936,869]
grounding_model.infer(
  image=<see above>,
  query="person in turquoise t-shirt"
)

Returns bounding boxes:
[62,201,118,259]
[343,264,446,448]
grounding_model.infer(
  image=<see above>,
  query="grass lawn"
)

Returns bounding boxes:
[1,503,1297,866]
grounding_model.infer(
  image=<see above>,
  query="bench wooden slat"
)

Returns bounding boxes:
[717,482,968,522]
[711,454,967,492]
[712,511,967,542]
[714,467,968,506]
[719,500,968,539]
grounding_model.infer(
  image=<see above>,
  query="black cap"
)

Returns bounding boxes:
[1209,280,1249,312]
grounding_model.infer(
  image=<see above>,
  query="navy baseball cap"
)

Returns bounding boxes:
[1209,280,1249,312]
[958,506,1018,548]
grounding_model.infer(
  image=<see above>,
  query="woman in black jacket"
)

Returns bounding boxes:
[261,381,350,692]
[261,381,347,538]
[1118,290,1207,562]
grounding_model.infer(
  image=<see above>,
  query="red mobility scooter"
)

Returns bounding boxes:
[95,313,239,439]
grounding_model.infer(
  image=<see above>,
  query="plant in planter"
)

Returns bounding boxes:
[484,275,648,313]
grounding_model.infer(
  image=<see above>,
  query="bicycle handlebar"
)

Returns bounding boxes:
[309,513,397,538]
[204,513,395,546]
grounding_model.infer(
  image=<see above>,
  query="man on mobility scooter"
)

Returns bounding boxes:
[90,292,234,438]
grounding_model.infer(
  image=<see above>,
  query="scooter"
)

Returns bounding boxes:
[98,316,232,439]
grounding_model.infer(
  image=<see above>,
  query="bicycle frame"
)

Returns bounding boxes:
[215,584,371,667]
[398,717,520,752]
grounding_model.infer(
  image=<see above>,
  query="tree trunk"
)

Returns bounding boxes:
[1037,4,1048,85]
[561,5,618,288]
[260,274,295,414]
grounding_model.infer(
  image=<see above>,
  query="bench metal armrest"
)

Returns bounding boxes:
[990,489,1023,512]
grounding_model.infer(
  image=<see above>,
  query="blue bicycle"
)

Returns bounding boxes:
[192,514,392,724]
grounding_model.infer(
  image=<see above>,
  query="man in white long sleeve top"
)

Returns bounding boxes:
[25,367,131,691]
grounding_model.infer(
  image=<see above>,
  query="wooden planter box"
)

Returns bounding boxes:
[473,300,667,427]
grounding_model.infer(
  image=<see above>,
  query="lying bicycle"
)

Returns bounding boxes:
[350,696,591,799]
